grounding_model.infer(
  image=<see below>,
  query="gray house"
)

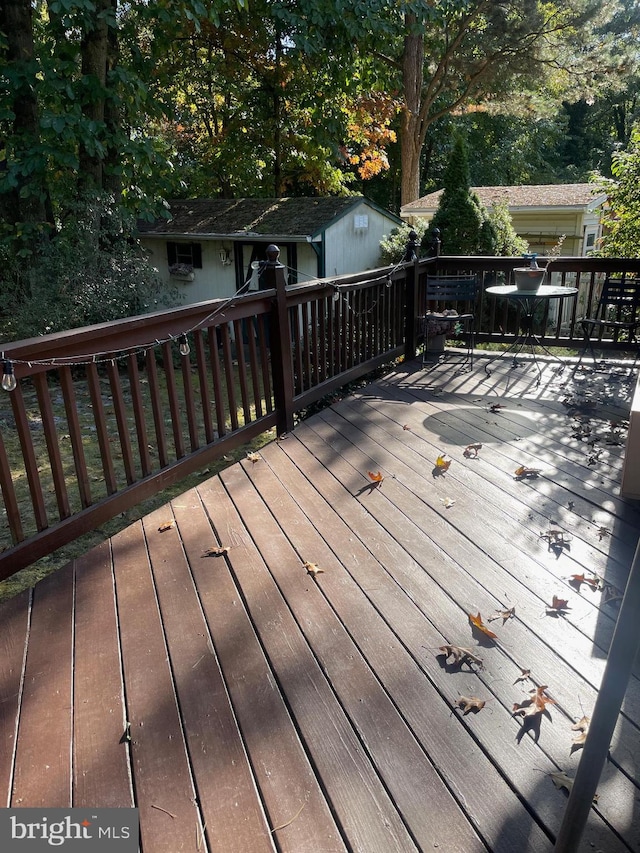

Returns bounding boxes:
[138,196,402,304]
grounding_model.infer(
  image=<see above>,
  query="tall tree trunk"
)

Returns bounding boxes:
[102,0,122,200]
[0,0,50,233]
[79,0,112,190]
[400,19,424,207]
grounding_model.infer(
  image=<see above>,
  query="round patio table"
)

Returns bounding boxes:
[484,284,578,384]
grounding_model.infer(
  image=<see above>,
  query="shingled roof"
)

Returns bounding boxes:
[138,197,396,238]
[403,183,606,213]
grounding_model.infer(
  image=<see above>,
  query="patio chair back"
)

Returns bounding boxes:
[422,274,479,370]
[577,275,640,365]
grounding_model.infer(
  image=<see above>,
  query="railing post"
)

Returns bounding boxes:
[404,257,418,360]
[263,245,295,435]
[553,534,640,852]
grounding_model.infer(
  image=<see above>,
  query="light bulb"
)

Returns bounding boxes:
[179,335,190,356]
[2,360,16,392]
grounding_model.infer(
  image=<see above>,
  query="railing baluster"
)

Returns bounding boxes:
[0,426,24,544]
[10,383,48,532]
[180,344,200,452]
[33,372,70,520]
[220,323,238,431]
[127,354,153,478]
[59,366,92,509]
[233,319,252,425]
[161,341,186,460]
[106,359,136,486]
[194,330,215,443]
[145,349,169,468]
[207,326,227,437]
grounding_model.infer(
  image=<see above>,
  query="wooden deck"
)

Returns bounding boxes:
[2,353,640,852]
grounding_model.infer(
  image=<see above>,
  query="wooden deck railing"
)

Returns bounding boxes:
[2,254,640,579]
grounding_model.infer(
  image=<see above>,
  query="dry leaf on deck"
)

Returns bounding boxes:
[546,595,570,615]
[549,770,598,802]
[549,771,574,795]
[402,424,411,431]
[488,606,516,625]
[513,685,555,718]
[303,561,324,577]
[157,520,175,532]
[513,668,531,685]
[597,526,612,541]
[441,497,456,509]
[463,443,482,458]
[469,612,498,640]
[435,454,452,472]
[514,465,541,479]
[367,470,384,486]
[438,645,484,670]
[456,695,486,715]
[570,715,591,753]
[602,582,623,605]
[203,545,231,557]
[488,403,506,413]
[247,451,261,463]
[568,573,601,592]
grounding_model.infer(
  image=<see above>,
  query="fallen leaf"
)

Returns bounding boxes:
[158,520,175,532]
[488,403,506,413]
[549,770,598,802]
[456,695,486,715]
[435,454,452,472]
[247,451,261,463]
[203,545,231,557]
[513,668,531,685]
[402,424,411,431]
[303,561,324,577]
[568,573,601,592]
[463,443,482,458]
[540,529,572,554]
[597,526,612,541]
[437,645,484,670]
[441,497,456,509]
[550,770,574,795]
[367,470,384,485]
[570,715,590,752]
[546,595,570,615]
[488,606,516,625]
[514,465,541,479]
[602,582,623,605]
[469,612,498,640]
[513,685,556,718]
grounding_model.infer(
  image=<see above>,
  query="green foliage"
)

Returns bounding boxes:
[422,138,495,255]
[378,220,429,265]
[1,194,183,341]
[594,123,640,258]
[486,200,529,256]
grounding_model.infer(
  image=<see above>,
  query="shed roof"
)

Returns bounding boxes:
[138,196,400,239]
[402,183,606,214]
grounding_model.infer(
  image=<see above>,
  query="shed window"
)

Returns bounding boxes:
[167,241,203,269]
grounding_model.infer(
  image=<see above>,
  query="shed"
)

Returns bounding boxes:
[400,184,607,256]
[138,197,402,304]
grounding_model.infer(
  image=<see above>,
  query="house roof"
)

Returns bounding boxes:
[401,183,607,214]
[138,197,401,240]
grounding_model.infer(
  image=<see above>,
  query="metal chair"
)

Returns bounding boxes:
[575,275,640,368]
[422,274,478,370]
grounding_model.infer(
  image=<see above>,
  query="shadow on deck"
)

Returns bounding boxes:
[2,353,639,852]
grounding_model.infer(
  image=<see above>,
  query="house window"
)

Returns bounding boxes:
[354,214,369,230]
[167,241,203,269]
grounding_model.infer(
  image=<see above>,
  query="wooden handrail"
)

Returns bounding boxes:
[1,254,639,580]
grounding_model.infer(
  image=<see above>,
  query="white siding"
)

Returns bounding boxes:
[323,202,394,276]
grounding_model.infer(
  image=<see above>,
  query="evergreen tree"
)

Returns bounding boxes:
[421,137,495,255]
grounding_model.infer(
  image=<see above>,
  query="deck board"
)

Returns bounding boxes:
[3,355,640,852]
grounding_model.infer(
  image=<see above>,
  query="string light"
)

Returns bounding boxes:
[0,256,421,389]
[179,334,191,356]
[1,359,17,392]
